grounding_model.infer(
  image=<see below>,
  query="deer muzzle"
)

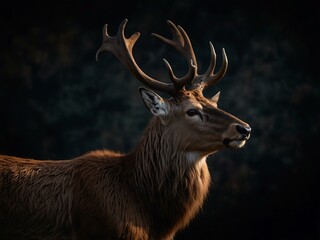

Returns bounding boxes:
[222,123,251,149]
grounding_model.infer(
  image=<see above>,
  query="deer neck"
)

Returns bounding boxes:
[129,117,211,236]
[130,117,210,199]
[133,117,208,174]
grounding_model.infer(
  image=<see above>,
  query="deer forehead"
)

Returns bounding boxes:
[171,90,215,111]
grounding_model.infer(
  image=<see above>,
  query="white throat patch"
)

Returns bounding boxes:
[186,152,208,165]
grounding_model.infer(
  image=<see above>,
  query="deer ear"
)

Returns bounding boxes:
[139,87,169,117]
[211,91,220,103]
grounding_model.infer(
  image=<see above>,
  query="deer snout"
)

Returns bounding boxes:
[235,124,251,139]
[222,123,251,149]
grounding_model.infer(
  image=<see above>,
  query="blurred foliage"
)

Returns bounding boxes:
[0,0,317,239]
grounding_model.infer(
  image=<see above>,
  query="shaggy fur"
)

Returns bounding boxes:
[0,86,251,239]
[0,117,211,240]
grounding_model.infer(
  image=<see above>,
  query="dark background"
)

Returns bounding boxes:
[0,0,317,239]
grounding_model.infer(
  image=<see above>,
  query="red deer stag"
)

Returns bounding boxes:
[0,19,251,240]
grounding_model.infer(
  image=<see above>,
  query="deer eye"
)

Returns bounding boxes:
[186,109,199,117]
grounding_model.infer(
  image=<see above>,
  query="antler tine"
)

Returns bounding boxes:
[190,42,228,90]
[163,58,196,89]
[151,20,198,92]
[211,47,228,85]
[205,42,217,76]
[201,43,228,88]
[96,19,177,96]
[152,20,198,67]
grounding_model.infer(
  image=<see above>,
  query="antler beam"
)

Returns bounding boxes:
[96,19,196,96]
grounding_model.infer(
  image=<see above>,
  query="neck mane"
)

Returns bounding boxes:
[129,117,211,237]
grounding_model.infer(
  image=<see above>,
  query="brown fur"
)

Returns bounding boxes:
[0,88,250,239]
[0,116,211,240]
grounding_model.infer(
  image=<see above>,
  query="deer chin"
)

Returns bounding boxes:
[223,138,247,149]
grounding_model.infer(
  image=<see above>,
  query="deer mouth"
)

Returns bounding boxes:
[223,137,249,149]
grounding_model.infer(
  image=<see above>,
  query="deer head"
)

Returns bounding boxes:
[96,19,251,156]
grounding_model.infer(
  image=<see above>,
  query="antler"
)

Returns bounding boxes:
[96,19,196,97]
[96,19,228,96]
[152,20,228,91]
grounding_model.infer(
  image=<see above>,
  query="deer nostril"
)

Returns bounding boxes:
[236,124,251,137]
